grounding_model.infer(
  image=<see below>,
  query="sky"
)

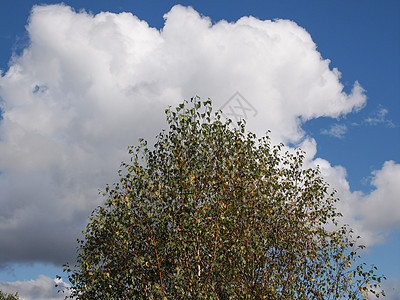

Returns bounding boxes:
[0,0,399,299]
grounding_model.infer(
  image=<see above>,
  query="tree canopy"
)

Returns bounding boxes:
[0,290,19,300]
[62,98,385,299]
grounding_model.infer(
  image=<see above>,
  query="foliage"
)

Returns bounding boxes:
[0,290,19,300]
[62,97,385,299]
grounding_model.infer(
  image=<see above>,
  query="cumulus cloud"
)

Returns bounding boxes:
[320,123,347,138]
[305,150,400,246]
[0,275,69,300]
[0,3,380,268]
[360,161,400,230]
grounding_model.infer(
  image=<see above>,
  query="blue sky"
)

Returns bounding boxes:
[0,0,399,299]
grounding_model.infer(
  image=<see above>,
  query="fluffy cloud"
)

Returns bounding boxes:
[305,149,400,246]
[0,275,69,300]
[360,161,400,230]
[320,123,347,138]
[0,3,388,268]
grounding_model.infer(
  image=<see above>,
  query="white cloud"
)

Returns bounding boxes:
[360,161,400,230]
[0,3,376,267]
[321,123,347,138]
[364,106,395,127]
[305,153,400,246]
[0,275,69,300]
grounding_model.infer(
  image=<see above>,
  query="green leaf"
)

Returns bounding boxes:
[64,97,386,299]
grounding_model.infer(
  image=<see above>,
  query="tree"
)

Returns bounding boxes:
[62,97,385,299]
[0,290,19,300]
